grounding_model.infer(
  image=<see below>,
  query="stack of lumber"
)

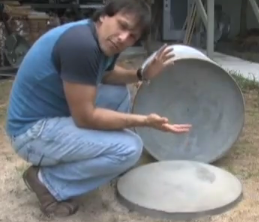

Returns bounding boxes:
[2,1,32,18]
[182,2,198,45]
[1,1,60,44]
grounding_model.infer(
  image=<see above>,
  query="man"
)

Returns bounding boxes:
[6,0,192,217]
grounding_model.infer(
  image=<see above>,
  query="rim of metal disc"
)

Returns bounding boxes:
[131,58,246,163]
[116,161,244,220]
[116,187,243,220]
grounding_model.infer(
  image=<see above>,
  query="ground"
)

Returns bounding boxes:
[0,56,259,222]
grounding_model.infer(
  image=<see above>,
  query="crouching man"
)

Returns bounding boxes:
[6,0,191,217]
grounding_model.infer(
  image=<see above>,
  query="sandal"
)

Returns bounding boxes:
[23,166,79,217]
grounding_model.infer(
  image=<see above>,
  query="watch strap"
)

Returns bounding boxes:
[136,67,150,84]
[137,68,143,81]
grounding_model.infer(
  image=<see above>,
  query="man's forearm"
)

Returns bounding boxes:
[102,65,140,84]
[76,107,148,130]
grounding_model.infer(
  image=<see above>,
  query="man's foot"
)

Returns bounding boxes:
[23,166,79,217]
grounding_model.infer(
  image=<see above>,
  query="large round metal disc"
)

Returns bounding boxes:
[117,161,243,220]
[132,45,245,163]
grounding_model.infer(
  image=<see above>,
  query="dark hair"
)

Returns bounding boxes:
[92,0,151,40]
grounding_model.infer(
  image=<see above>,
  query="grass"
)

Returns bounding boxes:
[229,70,259,92]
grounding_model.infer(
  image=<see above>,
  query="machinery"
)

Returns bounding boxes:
[0,3,30,76]
[162,0,230,47]
[18,0,104,21]
[0,1,104,77]
[199,4,231,47]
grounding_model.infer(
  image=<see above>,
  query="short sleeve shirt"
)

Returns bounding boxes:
[6,19,118,137]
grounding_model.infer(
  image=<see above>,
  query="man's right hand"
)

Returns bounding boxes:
[145,113,192,134]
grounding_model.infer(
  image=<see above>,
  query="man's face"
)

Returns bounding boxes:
[97,12,142,56]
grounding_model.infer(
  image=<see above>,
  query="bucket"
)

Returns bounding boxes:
[132,44,245,163]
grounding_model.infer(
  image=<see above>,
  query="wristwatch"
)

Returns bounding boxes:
[136,68,150,84]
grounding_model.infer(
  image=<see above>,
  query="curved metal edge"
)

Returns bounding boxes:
[116,187,243,221]
[131,58,246,164]
[213,68,246,163]
[141,44,210,71]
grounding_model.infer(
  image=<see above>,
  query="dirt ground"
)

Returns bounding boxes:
[0,56,259,222]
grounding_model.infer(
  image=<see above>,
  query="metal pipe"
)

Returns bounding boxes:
[206,0,214,58]
[248,0,259,24]
[195,0,208,29]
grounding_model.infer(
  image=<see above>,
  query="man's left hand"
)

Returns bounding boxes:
[142,44,175,80]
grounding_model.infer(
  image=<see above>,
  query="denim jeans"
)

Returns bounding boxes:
[10,84,143,201]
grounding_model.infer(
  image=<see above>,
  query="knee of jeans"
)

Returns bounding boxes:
[115,131,143,169]
[97,84,131,113]
[110,85,129,96]
[99,84,130,103]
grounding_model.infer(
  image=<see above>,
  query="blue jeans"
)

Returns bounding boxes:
[10,84,143,201]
